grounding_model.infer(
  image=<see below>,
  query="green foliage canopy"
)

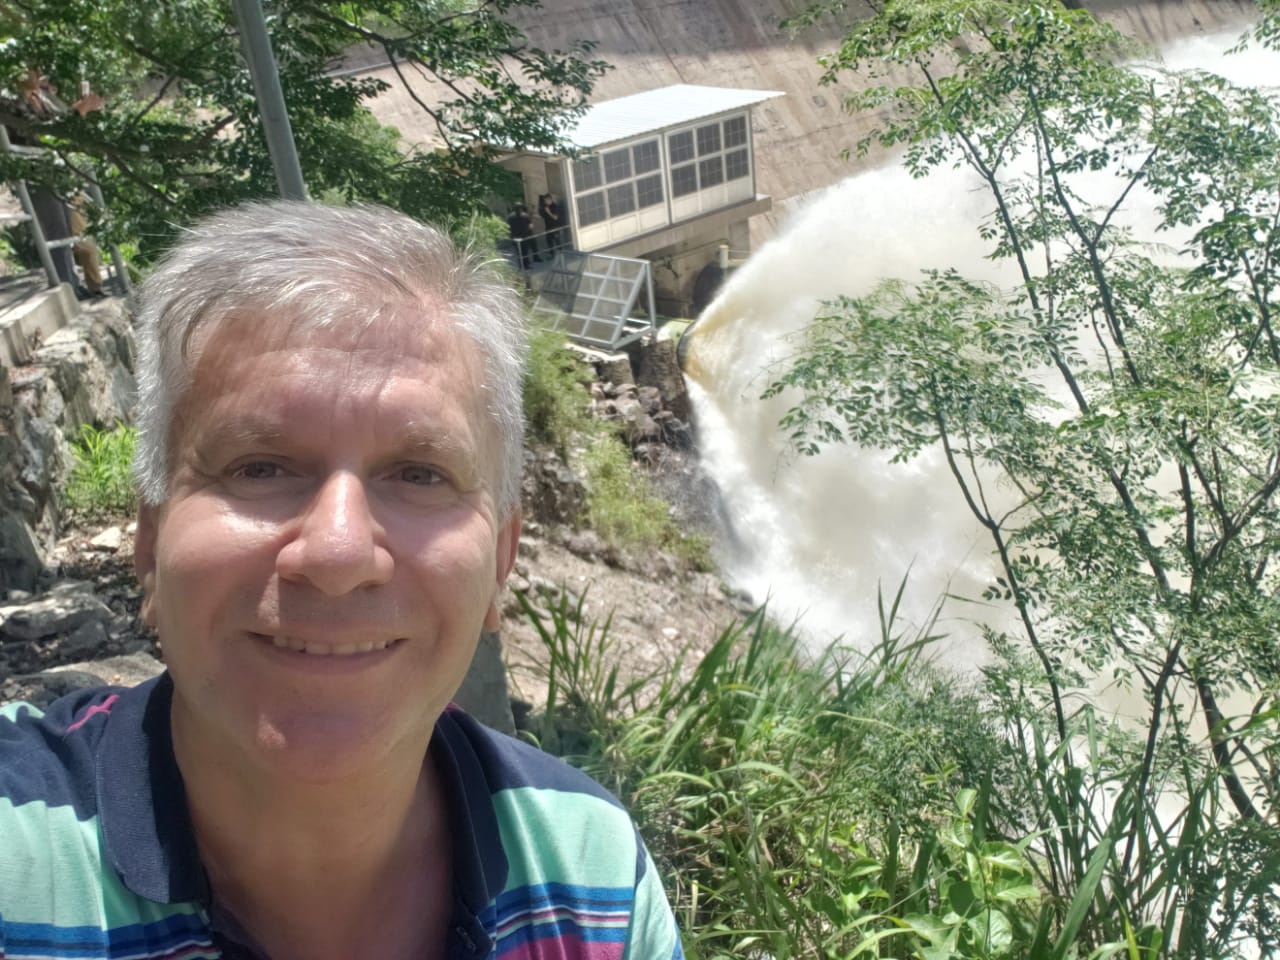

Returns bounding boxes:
[771,1,1280,954]
[0,0,607,260]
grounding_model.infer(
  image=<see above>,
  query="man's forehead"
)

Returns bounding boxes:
[185,299,470,362]
[173,305,500,461]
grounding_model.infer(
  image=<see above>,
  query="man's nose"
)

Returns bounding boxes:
[276,472,393,595]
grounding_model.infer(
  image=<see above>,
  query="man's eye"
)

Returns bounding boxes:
[230,461,286,480]
[398,464,443,486]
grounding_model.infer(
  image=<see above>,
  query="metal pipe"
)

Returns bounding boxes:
[231,0,307,201]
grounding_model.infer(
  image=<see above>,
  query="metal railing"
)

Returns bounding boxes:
[502,229,573,273]
[0,126,133,298]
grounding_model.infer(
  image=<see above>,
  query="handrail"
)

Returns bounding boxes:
[0,126,133,298]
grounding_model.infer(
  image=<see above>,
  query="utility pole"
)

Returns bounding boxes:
[231,0,307,201]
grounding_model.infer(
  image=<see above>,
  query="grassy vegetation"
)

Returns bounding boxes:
[523,582,1278,959]
[522,325,711,568]
[524,326,599,456]
[65,422,137,518]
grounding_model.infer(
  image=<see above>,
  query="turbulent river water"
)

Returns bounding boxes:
[683,25,1278,665]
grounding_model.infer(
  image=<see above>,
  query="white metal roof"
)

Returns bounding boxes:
[563,84,783,150]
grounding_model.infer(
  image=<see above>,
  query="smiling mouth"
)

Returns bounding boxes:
[253,633,401,657]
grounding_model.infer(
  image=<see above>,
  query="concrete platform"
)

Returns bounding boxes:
[0,273,79,367]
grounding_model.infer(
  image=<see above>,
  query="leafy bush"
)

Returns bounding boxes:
[769,3,1280,954]
[65,422,137,517]
[524,586,1028,959]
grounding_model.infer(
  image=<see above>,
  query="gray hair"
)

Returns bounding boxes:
[133,201,527,515]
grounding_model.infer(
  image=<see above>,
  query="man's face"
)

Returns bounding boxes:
[134,311,519,783]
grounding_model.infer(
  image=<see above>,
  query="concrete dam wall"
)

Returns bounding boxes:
[358,0,1261,309]
[496,0,1259,233]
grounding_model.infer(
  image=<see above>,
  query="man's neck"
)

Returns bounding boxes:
[172,714,452,960]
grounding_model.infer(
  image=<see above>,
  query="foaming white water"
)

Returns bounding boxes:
[685,26,1276,660]
[686,162,1013,661]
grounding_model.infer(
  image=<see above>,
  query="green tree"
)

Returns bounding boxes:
[0,0,606,260]
[771,1,1280,954]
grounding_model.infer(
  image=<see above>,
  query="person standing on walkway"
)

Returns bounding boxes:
[539,192,566,259]
[506,203,534,270]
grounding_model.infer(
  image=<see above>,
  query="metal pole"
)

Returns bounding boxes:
[85,176,134,299]
[645,261,657,338]
[230,0,307,201]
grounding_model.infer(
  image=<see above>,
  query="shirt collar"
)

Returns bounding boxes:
[97,673,208,903]
[95,675,506,959]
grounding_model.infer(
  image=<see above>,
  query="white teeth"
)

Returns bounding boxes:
[266,635,396,656]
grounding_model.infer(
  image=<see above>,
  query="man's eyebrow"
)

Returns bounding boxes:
[192,417,290,450]
[394,421,471,460]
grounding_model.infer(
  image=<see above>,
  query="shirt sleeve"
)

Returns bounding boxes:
[622,840,685,960]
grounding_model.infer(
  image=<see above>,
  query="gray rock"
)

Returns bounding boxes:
[0,511,43,596]
[58,652,165,689]
[62,618,110,660]
[662,417,693,449]
[0,585,113,642]
[625,412,662,446]
[637,385,663,414]
[88,526,124,551]
[613,396,640,421]
[521,447,585,528]
[565,529,608,561]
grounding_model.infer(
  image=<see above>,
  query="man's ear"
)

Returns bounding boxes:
[483,510,522,633]
[134,502,160,629]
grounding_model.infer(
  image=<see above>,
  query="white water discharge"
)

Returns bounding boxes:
[684,27,1278,663]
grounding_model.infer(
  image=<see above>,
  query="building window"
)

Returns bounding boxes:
[696,123,722,156]
[576,191,607,227]
[699,156,724,188]
[668,112,752,200]
[607,183,637,216]
[724,115,748,149]
[633,140,661,175]
[573,137,663,229]
[604,147,633,184]
[668,130,695,165]
[574,156,603,192]
[636,173,664,209]
[671,164,698,198]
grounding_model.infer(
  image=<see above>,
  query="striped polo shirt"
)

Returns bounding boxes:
[0,674,684,960]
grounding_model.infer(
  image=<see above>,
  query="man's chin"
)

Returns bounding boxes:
[247,709,421,784]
